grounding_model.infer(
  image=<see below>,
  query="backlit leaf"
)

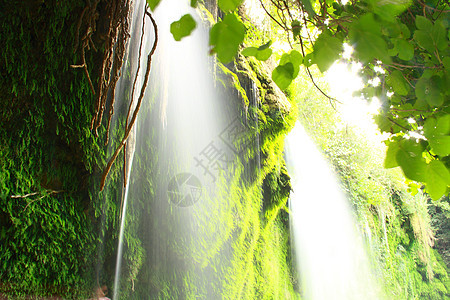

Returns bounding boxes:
[426,160,450,200]
[386,70,410,96]
[218,0,243,12]
[147,0,161,11]
[313,31,342,72]
[385,141,400,168]
[210,14,246,63]
[272,63,294,90]
[396,149,427,182]
[428,136,450,156]
[242,41,272,61]
[349,14,391,63]
[170,14,196,41]
[415,75,444,107]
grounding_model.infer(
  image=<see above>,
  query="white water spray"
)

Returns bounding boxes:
[285,122,381,300]
[111,0,241,297]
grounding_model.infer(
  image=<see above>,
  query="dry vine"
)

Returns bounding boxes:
[71,0,100,95]
[91,0,132,143]
[100,6,158,191]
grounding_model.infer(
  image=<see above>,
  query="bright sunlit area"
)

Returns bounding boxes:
[324,50,382,135]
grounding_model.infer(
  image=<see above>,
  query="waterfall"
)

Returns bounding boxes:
[285,122,381,300]
[111,0,242,298]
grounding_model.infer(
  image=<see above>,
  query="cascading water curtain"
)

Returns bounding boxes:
[285,122,382,300]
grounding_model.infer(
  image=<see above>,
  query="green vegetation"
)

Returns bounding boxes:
[1,0,449,299]
[291,68,450,299]
[0,1,128,297]
[171,0,450,200]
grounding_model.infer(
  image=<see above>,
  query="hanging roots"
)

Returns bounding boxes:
[91,0,132,142]
[72,0,132,142]
[100,6,158,191]
[71,0,100,95]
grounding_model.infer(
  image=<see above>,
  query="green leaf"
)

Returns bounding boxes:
[400,138,424,157]
[370,0,412,22]
[385,141,400,168]
[170,14,196,41]
[433,20,448,51]
[396,148,427,182]
[349,14,391,63]
[395,39,414,61]
[426,160,450,200]
[414,30,435,54]
[386,70,410,96]
[414,18,448,53]
[299,0,316,17]
[190,0,197,7]
[428,136,450,156]
[312,31,342,72]
[424,115,450,137]
[218,0,243,12]
[242,41,272,61]
[272,63,294,90]
[443,56,450,72]
[279,50,302,78]
[146,0,161,11]
[415,16,433,30]
[415,75,444,107]
[209,14,246,63]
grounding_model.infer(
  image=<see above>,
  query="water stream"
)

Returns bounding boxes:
[285,122,381,300]
[111,0,242,297]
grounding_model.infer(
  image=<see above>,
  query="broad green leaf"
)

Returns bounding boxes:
[414,19,448,53]
[313,31,342,72]
[395,39,414,61]
[191,0,197,7]
[433,20,448,51]
[242,41,272,61]
[209,14,246,63]
[415,16,433,31]
[279,50,302,78]
[428,136,450,156]
[414,30,435,54]
[385,141,400,168]
[218,0,243,12]
[386,70,410,96]
[426,160,450,200]
[272,63,294,90]
[374,113,393,133]
[170,14,196,41]
[396,149,427,182]
[371,0,412,22]
[147,0,161,11]
[242,47,258,57]
[424,115,450,137]
[415,75,444,107]
[349,14,391,63]
[436,115,450,135]
[400,138,424,157]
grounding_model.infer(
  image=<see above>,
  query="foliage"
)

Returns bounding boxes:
[161,0,449,200]
[0,0,127,297]
[291,69,450,299]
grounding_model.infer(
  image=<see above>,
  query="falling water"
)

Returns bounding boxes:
[111,0,243,297]
[285,122,381,300]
